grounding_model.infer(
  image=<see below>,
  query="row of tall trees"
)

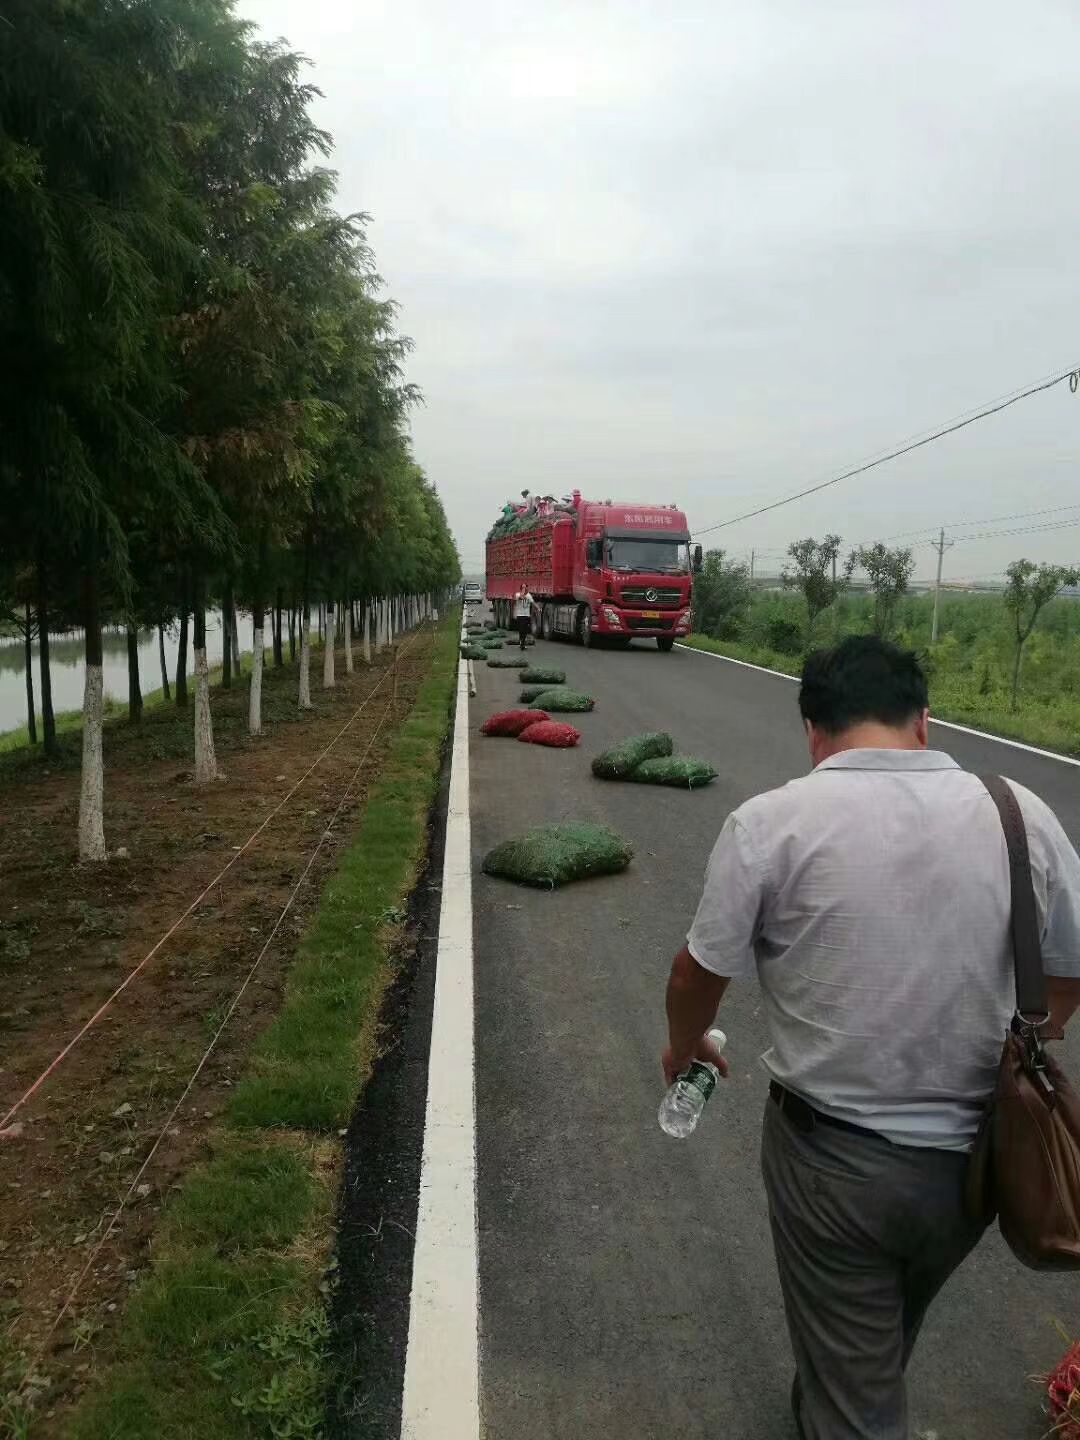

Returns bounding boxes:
[0,0,459,859]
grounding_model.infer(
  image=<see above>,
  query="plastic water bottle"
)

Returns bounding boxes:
[658,1030,728,1138]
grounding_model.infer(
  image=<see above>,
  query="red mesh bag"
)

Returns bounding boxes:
[517,721,582,748]
[1047,1341,1080,1438]
[480,709,550,737]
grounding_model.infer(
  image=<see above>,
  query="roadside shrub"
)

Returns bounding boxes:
[517,721,581,747]
[592,732,674,779]
[482,822,633,888]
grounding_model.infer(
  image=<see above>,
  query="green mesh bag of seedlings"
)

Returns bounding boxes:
[530,688,595,713]
[480,639,504,650]
[629,755,717,789]
[465,623,485,633]
[461,644,487,660]
[591,732,675,780]
[520,666,566,685]
[518,684,568,704]
[482,822,633,888]
[486,656,529,668]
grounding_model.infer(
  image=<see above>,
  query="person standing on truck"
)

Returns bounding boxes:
[512,582,534,650]
[661,635,1080,1440]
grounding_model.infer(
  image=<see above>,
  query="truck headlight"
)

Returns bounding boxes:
[676,612,691,630]
[601,608,622,627]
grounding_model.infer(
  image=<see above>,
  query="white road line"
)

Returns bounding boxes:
[676,643,1080,769]
[400,658,480,1440]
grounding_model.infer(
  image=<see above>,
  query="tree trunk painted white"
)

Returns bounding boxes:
[362,604,371,664]
[344,603,353,674]
[323,603,336,688]
[299,616,312,709]
[78,664,106,863]
[193,647,219,782]
[248,626,264,736]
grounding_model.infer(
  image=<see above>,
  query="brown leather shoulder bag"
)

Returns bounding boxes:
[965,775,1080,1269]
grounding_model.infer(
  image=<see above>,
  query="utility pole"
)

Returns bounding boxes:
[749,548,755,586]
[930,527,955,645]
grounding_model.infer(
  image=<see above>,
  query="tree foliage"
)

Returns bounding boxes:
[0,0,460,856]
[850,543,915,638]
[692,551,752,640]
[1003,559,1080,711]
[782,535,850,630]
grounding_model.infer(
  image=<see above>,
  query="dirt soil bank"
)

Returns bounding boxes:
[0,631,436,1409]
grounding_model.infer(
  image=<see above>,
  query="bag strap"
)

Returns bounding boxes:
[979,774,1049,1023]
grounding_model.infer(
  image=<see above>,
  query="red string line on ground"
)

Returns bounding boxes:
[42,691,399,1346]
[0,632,420,1134]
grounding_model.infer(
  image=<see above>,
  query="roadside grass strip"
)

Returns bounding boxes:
[482,822,632,888]
[67,617,459,1440]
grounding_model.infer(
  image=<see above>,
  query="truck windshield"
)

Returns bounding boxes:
[605,538,689,573]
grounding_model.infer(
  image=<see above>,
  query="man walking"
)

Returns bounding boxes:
[512,581,534,650]
[663,636,1080,1439]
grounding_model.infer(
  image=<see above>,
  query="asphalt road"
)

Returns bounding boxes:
[469,623,1080,1440]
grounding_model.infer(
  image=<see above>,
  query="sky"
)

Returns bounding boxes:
[238,0,1080,583]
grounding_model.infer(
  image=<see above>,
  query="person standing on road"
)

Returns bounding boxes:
[512,582,534,650]
[662,635,1080,1440]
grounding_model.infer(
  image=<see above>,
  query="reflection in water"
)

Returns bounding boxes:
[0,613,234,732]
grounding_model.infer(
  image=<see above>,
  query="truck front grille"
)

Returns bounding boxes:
[620,588,682,608]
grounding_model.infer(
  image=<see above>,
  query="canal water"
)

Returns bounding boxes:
[0,613,235,734]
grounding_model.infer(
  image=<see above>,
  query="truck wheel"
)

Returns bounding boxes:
[541,605,554,640]
[657,637,675,652]
[579,607,593,647]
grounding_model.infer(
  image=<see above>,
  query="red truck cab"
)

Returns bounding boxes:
[486,492,699,651]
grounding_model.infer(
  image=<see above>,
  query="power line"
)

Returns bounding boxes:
[696,363,1080,537]
[873,499,1080,544]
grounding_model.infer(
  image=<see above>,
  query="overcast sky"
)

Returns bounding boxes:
[239,0,1080,581]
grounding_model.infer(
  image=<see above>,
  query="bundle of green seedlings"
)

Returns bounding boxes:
[519,684,565,704]
[528,689,595,712]
[482,822,633,888]
[486,656,530,668]
[520,667,566,685]
[591,732,716,788]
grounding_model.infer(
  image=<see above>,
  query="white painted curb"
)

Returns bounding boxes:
[400,658,480,1440]
[676,643,1080,769]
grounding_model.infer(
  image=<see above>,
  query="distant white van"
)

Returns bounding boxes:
[463,581,484,604]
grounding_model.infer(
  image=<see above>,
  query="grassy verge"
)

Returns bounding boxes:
[680,633,1080,756]
[62,617,459,1440]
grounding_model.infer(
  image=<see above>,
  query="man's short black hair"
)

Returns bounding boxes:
[799,635,928,734]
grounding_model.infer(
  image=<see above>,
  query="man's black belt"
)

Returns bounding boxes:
[768,1080,875,1139]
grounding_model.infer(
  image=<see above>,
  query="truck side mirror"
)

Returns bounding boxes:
[586,539,602,570]
[693,544,703,573]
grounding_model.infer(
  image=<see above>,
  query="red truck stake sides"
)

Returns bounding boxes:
[485,490,700,651]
